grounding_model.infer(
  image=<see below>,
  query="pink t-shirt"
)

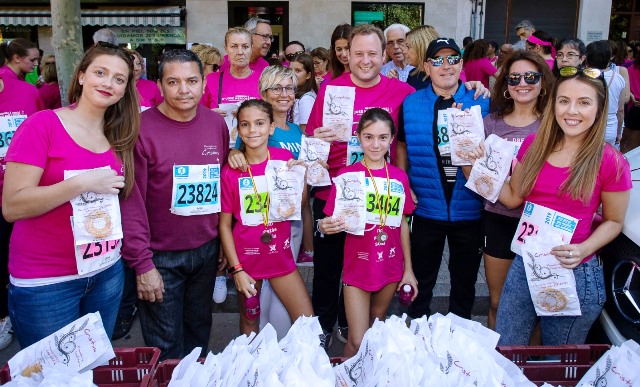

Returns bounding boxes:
[201,70,262,109]
[464,58,497,88]
[136,78,163,107]
[0,77,44,206]
[220,147,296,279]
[5,110,124,279]
[38,82,61,109]
[0,66,19,81]
[517,134,632,261]
[305,73,415,201]
[324,162,414,291]
[545,59,555,69]
[219,55,269,74]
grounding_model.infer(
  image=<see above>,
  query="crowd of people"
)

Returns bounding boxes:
[0,17,634,363]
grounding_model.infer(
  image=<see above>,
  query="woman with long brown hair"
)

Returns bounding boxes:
[329,24,352,79]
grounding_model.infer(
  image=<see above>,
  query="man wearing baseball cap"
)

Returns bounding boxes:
[397,37,490,320]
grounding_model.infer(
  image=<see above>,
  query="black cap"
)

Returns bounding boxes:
[426,38,461,59]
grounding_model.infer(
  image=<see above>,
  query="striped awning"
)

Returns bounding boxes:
[0,7,183,27]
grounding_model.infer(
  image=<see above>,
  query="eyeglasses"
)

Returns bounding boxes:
[386,39,406,47]
[559,66,603,79]
[505,71,543,86]
[205,62,220,72]
[252,33,274,43]
[268,85,296,95]
[285,51,305,61]
[556,52,580,60]
[428,55,461,66]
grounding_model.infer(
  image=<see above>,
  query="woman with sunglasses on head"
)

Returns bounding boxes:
[2,43,140,347]
[311,47,331,87]
[526,31,556,69]
[201,28,262,117]
[191,44,222,77]
[130,50,163,111]
[330,24,352,79]
[481,50,553,331]
[0,38,39,81]
[481,66,632,346]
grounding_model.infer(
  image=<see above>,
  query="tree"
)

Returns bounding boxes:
[51,0,84,106]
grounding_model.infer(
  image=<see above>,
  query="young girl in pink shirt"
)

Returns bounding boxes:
[219,99,313,335]
[320,108,417,357]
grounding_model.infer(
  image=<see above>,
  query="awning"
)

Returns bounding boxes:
[0,7,183,27]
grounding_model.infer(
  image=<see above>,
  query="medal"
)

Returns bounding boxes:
[260,231,273,244]
[376,230,388,243]
[363,159,392,243]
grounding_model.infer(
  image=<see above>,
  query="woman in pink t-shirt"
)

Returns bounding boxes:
[330,24,352,79]
[311,47,331,87]
[483,68,632,346]
[2,43,140,347]
[0,38,39,81]
[219,99,313,336]
[38,58,61,109]
[463,39,498,88]
[131,50,162,109]
[321,108,416,358]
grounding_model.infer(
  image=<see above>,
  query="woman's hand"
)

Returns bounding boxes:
[212,108,227,116]
[315,76,324,87]
[234,271,257,298]
[227,149,248,172]
[550,244,584,269]
[398,270,419,301]
[319,217,345,235]
[74,169,124,195]
[286,159,307,169]
[465,141,485,165]
[313,126,338,143]
[464,81,491,100]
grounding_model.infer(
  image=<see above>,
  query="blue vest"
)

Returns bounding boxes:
[402,83,490,221]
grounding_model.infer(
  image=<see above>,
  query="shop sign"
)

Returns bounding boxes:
[113,27,185,44]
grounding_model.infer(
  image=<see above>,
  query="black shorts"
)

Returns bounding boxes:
[483,210,520,259]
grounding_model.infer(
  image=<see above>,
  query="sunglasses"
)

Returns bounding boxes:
[428,55,461,66]
[505,71,543,86]
[559,66,603,79]
[205,62,220,72]
[285,51,305,61]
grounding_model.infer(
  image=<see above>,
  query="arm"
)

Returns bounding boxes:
[497,161,525,209]
[398,218,418,300]
[219,211,256,297]
[2,162,123,222]
[463,81,490,100]
[551,190,630,269]
[619,66,631,105]
[227,148,248,171]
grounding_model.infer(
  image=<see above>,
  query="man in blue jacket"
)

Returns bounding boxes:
[397,38,490,319]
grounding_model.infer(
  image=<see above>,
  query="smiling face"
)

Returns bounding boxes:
[349,33,383,87]
[425,48,462,95]
[264,77,295,115]
[554,78,599,142]
[406,41,418,67]
[158,60,204,114]
[335,38,350,67]
[132,53,143,81]
[237,105,275,149]
[78,54,129,109]
[226,32,252,69]
[252,22,273,59]
[385,28,407,66]
[358,120,393,165]
[507,59,542,107]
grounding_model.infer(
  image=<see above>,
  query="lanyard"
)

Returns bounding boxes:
[245,150,271,230]
[363,159,391,229]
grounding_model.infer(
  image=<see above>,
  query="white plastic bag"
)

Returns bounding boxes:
[465,134,515,202]
[446,106,485,166]
[265,160,305,222]
[299,136,330,186]
[331,171,366,235]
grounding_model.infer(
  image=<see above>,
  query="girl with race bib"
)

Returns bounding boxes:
[2,43,139,347]
[219,99,313,335]
[320,108,416,357]
[482,67,632,346]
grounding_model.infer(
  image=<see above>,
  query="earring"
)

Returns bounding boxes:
[503,90,512,100]
[540,88,547,96]
[79,80,83,85]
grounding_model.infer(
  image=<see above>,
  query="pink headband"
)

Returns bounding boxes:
[527,36,556,58]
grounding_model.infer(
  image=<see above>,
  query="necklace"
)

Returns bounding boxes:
[246,150,272,244]
[363,159,391,243]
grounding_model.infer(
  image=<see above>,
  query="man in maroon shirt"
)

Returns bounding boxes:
[121,50,229,360]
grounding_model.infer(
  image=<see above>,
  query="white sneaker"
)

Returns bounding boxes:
[0,317,13,350]
[212,275,228,303]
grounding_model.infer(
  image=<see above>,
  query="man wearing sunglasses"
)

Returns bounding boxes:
[219,17,271,73]
[380,24,414,82]
[397,37,489,321]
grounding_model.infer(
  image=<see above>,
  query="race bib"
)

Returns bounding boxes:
[170,164,221,216]
[72,222,122,276]
[346,135,364,166]
[239,175,268,226]
[436,110,450,156]
[364,177,405,227]
[0,113,27,158]
[510,201,579,256]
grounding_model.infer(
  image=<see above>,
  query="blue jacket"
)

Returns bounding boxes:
[402,82,490,221]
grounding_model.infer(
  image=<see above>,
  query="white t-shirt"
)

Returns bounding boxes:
[604,68,625,145]
[293,91,316,125]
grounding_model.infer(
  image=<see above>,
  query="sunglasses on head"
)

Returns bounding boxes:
[285,51,305,61]
[428,55,461,66]
[505,71,543,86]
[558,66,603,79]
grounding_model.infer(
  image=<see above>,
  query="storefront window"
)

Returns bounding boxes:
[351,2,424,30]
[0,25,37,43]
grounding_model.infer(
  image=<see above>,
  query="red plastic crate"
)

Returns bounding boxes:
[496,344,610,386]
[0,347,160,386]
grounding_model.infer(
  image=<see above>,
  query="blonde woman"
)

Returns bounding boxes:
[406,25,440,90]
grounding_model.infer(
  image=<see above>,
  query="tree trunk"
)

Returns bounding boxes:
[50,0,83,107]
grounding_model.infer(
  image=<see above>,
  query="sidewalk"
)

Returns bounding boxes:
[0,242,489,364]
